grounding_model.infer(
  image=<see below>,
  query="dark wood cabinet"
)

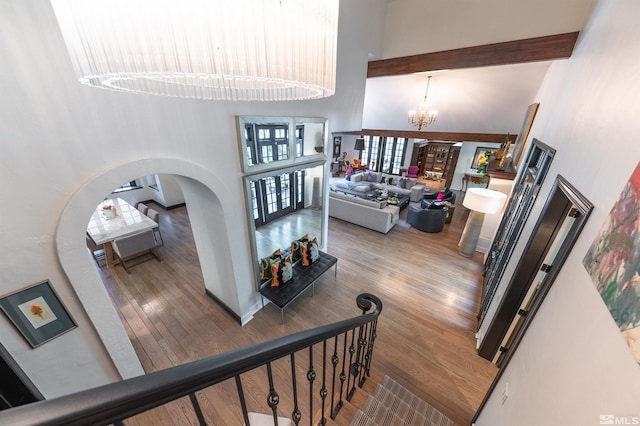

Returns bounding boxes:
[413,141,461,188]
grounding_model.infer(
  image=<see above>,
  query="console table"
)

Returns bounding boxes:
[259,251,337,323]
[462,172,489,191]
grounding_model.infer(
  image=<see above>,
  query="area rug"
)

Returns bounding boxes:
[391,219,411,233]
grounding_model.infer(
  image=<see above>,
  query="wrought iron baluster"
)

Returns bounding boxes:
[188,392,207,426]
[357,322,370,388]
[319,340,328,425]
[332,331,348,419]
[329,335,339,420]
[290,353,302,426]
[235,375,250,426]
[307,346,316,426]
[266,362,280,426]
[346,329,357,401]
[348,324,366,400]
[364,319,378,378]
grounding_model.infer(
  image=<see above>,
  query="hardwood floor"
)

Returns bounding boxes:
[93,196,497,426]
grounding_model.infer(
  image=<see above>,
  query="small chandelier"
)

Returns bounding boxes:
[408,76,438,130]
[49,0,339,101]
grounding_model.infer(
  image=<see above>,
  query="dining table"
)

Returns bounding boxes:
[86,198,158,268]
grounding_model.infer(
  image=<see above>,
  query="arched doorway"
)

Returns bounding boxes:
[56,159,252,378]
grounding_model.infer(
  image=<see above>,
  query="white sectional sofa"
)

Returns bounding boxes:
[328,190,400,234]
[331,171,427,202]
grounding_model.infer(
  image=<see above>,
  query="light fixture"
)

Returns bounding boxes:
[408,76,438,130]
[458,188,507,257]
[49,0,339,101]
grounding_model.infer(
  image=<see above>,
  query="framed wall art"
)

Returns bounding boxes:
[511,103,539,166]
[0,280,77,348]
[333,136,341,159]
[471,146,496,170]
[583,161,640,363]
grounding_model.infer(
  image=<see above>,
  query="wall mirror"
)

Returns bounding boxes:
[478,138,556,328]
[238,116,328,291]
[237,116,327,174]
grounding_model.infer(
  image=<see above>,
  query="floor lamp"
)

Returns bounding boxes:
[458,188,507,257]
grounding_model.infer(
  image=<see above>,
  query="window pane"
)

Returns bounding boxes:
[280,173,291,209]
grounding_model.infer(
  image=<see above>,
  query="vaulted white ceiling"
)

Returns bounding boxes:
[363,0,598,136]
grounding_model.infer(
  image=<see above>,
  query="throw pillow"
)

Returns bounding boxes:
[260,249,282,280]
[291,234,309,261]
[345,174,351,181]
[271,255,293,287]
[366,172,377,182]
[387,176,394,185]
[380,176,386,184]
[301,237,320,266]
[396,178,406,189]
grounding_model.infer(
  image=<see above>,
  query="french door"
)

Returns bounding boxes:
[361,136,407,174]
[251,170,305,227]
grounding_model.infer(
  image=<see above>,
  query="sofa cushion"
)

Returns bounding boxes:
[332,180,372,193]
[405,178,418,189]
[330,190,386,208]
[352,173,365,182]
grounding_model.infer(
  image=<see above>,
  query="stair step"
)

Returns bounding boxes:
[379,376,454,426]
[244,412,292,426]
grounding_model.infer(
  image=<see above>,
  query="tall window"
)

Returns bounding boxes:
[245,124,304,165]
[362,136,407,174]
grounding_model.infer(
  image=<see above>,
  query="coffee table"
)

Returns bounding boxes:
[386,193,410,209]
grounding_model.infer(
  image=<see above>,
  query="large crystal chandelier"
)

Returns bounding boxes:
[408,76,438,130]
[49,0,339,101]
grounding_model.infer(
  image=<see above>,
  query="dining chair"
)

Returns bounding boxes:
[146,208,164,246]
[86,233,107,267]
[111,230,160,273]
[136,202,148,215]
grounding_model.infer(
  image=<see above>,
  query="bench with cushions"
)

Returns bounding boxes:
[259,242,337,323]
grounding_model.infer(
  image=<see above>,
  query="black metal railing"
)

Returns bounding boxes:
[0,293,382,426]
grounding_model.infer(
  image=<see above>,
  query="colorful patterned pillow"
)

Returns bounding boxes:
[271,255,293,287]
[301,237,320,266]
[291,234,309,261]
[260,249,282,280]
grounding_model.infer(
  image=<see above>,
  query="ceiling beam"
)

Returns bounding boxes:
[334,129,517,144]
[367,32,579,78]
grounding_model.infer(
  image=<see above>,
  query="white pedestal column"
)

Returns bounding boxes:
[458,210,485,257]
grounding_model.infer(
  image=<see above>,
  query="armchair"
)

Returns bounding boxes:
[407,204,449,233]
[406,165,419,178]
[351,159,367,171]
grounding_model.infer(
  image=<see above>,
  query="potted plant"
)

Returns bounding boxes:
[102,204,116,219]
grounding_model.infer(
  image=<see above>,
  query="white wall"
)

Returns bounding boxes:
[476,0,640,424]
[0,0,386,398]
[381,0,596,59]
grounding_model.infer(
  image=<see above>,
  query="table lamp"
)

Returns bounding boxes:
[458,188,507,257]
